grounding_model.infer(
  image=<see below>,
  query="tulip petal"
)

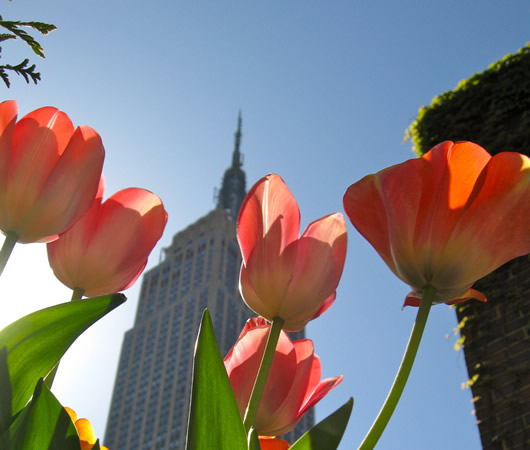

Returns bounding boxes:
[403,288,487,308]
[259,437,290,450]
[18,126,104,242]
[225,324,270,416]
[0,101,17,194]
[280,214,346,329]
[225,320,340,438]
[345,141,529,305]
[257,332,299,424]
[64,406,77,423]
[437,152,530,288]
[239,265,278,321]
[310,292,336,321]
[298,374,344,418]
[238,174,300,265]
[80,188,167,296]
[411,142,492,276]
[243,218,299,317]
[259,339,315,436]
[47,185,104,290]
[75,418,96,445]
[6,107,74,231]
[344,172,399,276]
[47,187,167,296]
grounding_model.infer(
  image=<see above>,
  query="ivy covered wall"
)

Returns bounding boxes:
[407,44,530,450]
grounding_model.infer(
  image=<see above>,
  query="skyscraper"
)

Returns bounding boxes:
[104,115,313,450]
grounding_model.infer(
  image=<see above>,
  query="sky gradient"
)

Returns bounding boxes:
[2,1,529,448]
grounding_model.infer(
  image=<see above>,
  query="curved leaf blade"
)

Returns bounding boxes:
[3,379,80,450]
[0,294,125,424]
[185,309,247,450]
[289,398,353,450]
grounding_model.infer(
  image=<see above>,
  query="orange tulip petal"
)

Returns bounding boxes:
[75,418,96,445]
[403,288,487,308]
[0,101,18,194]
[345,141,529,304]
[64,406,77,423]
[259,437,290,450]
[343,172,397,275]
[441,152,530,283]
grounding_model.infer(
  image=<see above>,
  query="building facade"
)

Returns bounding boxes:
[104,117,313,449]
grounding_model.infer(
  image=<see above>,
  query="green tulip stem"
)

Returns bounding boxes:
[358,285,435,450]
[45,288,86,389]
[0,231,18,276]
[71,287,85,301]
[243,316,285,433]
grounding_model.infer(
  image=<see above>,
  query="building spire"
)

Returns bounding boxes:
[216,112,247,220]
[232,110,242,168]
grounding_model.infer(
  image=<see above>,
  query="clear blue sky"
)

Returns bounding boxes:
[2,1,529,448]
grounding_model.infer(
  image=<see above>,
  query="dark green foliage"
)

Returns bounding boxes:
[290,398,353,450]
[406,44,530,157]
[0,56,41,87]
[3,379,80,450]
[0,15,56,88]
[0,294,125,422]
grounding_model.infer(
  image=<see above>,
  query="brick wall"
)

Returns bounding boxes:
[455,255,530,449]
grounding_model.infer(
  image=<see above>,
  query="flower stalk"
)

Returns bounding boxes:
[358,285,435,449]
[243,316,285,432]
[71,287,85,301]
[0,231,18,276]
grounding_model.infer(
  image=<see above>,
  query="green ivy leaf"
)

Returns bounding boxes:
[185,309,247,450]
[289,398,353,450]
[0,294,125,434]
[1,378,80,450]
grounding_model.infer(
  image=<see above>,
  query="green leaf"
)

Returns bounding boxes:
[0,348,11,438]
[0,294,125,432]
[2,378,80,450]
[185,309,247,450]
[0,18,56,57]
[248,427,261,450]
[290,398,354,450]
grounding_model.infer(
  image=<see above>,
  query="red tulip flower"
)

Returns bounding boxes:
[0,100,104,243]
[343,141,530,306]
[47,182,168,297]
[224,317,343,437]
[238,174,347,331]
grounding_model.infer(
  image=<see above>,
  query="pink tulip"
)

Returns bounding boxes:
[0,100,104,243]
[343,141,530,306]
[238,174,347,331]
[47,182,168,297]
[224,317,343,437]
